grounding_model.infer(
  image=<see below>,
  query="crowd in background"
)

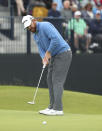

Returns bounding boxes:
[0,0,102,54]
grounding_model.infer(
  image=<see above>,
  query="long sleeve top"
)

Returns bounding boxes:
[33,22,70,58]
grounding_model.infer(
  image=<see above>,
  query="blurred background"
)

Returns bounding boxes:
[0,0,102,54]
[0,0,102,95]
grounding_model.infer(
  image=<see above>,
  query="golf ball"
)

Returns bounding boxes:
[42,121,47,125]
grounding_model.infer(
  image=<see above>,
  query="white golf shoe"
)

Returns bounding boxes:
[39,108,51,114]
[39,109,64,116]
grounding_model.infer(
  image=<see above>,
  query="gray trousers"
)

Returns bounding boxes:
[47,50,72,111]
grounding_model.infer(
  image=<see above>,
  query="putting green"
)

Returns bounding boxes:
[0,86,102,131]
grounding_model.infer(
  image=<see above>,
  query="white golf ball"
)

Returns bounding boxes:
[42,121,47,125]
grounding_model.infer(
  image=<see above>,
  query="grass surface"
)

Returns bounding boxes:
[0,86,102,131]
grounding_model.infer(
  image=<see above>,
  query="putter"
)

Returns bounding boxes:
[28,64,46,104]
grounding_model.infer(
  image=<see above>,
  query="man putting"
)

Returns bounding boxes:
[22,15,72,115]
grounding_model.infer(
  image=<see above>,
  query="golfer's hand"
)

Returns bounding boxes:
[42,58,48,65]
[43,51,51,65]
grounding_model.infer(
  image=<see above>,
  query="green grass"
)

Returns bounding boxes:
[0,86,102,131]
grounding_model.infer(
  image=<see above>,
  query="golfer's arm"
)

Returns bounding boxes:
[38,45,45,59]
[45,29,58,54]
[47,39,58,54]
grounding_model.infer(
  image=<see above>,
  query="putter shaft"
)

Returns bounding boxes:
[32,66,45,103]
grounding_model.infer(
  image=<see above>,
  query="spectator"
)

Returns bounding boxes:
[81,3,94,25]
[23,0,30,9]
[15,0,26,16]
[53,0,63,11]
[71,4,78,16]
[69,0,79,6]
[89,10,102,48]
[93,3,102,18]
[61,0,72,41]
[94,0,102,5]
[61,0,72,21]
[48,2,61,17]
[82,3,94,19]
[68,11,92,54]
[43,0,53,9]
[80,0,96,9]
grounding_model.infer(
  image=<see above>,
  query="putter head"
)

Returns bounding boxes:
[27,101,35,104]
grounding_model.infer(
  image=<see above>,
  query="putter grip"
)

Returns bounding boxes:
[43,64,46,69]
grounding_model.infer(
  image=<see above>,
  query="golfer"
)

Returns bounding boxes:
[22,15,72,115]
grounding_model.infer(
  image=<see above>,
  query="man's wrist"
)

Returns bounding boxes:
[46,50,51,54]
